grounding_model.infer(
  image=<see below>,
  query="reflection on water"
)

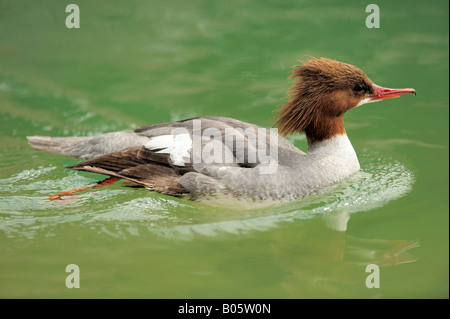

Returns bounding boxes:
[272,217,419,298]
[0,149,419,297]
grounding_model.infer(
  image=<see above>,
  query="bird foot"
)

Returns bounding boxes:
[49,176,121,200]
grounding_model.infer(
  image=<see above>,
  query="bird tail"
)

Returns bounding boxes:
[26,136,89,158]
[27,131,149,159]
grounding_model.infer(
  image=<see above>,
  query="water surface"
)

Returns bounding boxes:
[0,0,448,298]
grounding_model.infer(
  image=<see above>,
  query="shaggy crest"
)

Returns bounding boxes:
[274,57,374,139]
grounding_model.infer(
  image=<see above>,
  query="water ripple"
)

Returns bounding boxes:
[0,151,414,239]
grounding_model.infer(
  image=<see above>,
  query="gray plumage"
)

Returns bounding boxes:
[27,116,360,203]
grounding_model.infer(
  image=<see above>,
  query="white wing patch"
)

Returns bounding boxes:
[145,132,192,166]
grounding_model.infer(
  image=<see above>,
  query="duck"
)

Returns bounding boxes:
[27,57,416,203]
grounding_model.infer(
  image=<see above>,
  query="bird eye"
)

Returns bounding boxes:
[353,84,364,92]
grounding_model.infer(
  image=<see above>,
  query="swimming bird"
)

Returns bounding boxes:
[27,58,415,202]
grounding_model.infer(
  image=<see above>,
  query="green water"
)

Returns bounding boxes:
[0,0,448,299]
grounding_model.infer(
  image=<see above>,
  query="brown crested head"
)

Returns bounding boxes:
[274,57,376,142]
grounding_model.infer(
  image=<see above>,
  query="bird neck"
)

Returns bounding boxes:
[307,131,353,154]
[305,114,346,145]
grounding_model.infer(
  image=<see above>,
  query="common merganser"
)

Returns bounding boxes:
[27,58,415,202]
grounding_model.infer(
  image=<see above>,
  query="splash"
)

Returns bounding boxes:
[0,151,414,239]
